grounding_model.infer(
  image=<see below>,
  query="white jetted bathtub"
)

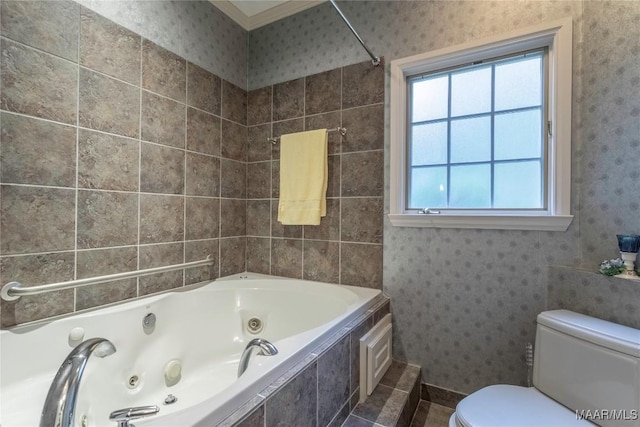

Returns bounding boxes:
[0,274,382,426]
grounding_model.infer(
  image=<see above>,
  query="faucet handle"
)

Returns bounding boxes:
[109,405,159,427]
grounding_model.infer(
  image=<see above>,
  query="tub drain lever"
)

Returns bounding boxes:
[109,405,159,427]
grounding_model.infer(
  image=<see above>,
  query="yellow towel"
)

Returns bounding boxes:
[278,129,328,225]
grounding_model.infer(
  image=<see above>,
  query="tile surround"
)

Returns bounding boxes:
[245,60,384,289]
[218,297,390,427]
[0,5,247,328]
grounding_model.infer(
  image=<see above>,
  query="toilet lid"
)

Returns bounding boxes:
[455,385,594,427]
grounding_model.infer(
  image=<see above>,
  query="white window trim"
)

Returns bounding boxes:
[389,18,574,231]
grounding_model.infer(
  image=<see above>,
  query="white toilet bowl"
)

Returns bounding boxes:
[448,384,593,427]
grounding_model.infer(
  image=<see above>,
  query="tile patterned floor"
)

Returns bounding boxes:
[342,401,454,427]
[409,401,455,427]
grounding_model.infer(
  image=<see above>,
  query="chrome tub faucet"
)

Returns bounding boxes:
[237,338,278,377]
[40,338,116,427]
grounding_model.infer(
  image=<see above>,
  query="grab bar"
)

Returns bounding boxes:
[1,256,214,301]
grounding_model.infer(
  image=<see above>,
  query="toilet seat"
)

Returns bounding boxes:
[450,384,594,427]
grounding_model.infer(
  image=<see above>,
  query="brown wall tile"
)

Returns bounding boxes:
[187,62,221,115]
[221,159,247,199]
[248,86,272,126]
[341,197,383,244]
[141,90,186,148]
[341,151,384,197]
[185,197,219,240]
[305,69,341,115]
[221,199,246,237]
[341,243,382,289]
[142,39,186,102]
[246,200,271,237]
[271,239,302,278]
[76,246,137,310]
[342,58,385,109]
[341,104,384,152]
[140,194,184,244]
[273,78,304,121]
[78,129,139,191]
[186,152,219,197]
[271,160,280,199]
[187,108,221,155]
[1,112,76,187]
[139,242,184,295]
[77,190,138,249]
[303,240,339,283]
[248,124,272,162]
[222,80,247,125]
[222,119,248,161]
[79,68,140,138]
[141,142,185,194]
[1,39,77,124]
[247,162,270,199]
[1,1,79,62]
[80,7,141,85]
[220,237,246,276]
[1,185,75,254]
[247,237,270,275]
[0,252,75,327]
[185,239,219,284]
[327,155,341,198]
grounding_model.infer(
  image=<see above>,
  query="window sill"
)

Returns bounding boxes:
[388,213,573,231]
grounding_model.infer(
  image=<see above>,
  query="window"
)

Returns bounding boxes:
[389,18,574,231]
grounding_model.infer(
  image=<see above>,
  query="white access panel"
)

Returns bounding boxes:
[359,313,392,402]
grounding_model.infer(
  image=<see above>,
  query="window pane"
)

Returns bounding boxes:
[411,122,448,166]
[451,66,491,117]
[409,167,447,208]
[450,116,491,163]
[450,164,491,208]
[495,55,542,111]
[495,109,542,161]
[494,161,542,208]
[412,76,448,122]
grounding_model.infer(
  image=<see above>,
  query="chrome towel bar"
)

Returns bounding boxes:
[1,256,214,301]
[267,126,347,145]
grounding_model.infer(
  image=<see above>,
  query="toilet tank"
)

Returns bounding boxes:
[533,310,640,427]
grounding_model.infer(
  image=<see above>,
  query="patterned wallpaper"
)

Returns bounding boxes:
[249,0,640,395]
[79,0,247,89]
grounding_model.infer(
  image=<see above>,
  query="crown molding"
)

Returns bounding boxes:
[210,0,325,31]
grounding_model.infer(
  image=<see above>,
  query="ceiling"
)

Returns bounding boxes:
[210,0,325,31]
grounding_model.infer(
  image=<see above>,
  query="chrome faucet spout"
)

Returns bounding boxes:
[237,338,278,377]
[40,337,116,427]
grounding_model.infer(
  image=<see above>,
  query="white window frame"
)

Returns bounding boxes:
[389,18,574,231]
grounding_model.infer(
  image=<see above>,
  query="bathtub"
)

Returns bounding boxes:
[0,273,383,426]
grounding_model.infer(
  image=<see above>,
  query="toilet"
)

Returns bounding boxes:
[449,310,640,427]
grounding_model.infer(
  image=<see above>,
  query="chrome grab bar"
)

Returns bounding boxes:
[1,256,214,301]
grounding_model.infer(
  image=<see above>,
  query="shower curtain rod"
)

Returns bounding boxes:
[329,0,381,66]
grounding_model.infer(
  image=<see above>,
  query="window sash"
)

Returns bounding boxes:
[405,49,548,211]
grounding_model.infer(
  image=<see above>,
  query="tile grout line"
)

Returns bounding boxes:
[183,63,189,287]
[73,6,81,312]
[136,34,143,297]
[218,77,223,279]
